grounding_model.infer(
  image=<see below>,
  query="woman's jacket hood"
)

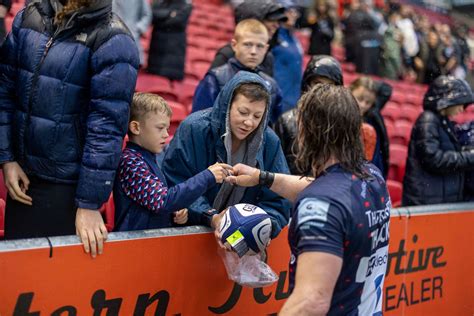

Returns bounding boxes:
[301,55,343,93]
[423,75,473,112]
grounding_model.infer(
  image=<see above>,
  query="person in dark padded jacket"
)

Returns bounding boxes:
[0,0,139,257]
[403,76,474,206]
[274,55,343,174]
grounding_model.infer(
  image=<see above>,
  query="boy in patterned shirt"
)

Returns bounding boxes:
[113,93,232,231]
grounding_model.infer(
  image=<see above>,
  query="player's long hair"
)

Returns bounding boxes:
[55,0,94,25]
[295,84,369,179]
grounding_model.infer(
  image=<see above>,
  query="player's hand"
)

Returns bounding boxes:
[75,208,108,258]
[208,163,233,183]
[225,163,260,187]
[3,161,32,205]
[174,208,188,224]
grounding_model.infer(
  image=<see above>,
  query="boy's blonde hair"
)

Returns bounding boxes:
[130,92,172,122]
[234,19,269,41]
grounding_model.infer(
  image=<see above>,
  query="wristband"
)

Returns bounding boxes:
[201,208,219,227]
[259,170,275,188]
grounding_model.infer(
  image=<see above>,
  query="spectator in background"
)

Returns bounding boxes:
[455,120,474,200]
[304,0,335,56]
[0,0,139,257]
[272,0,303,113]
[147,0,192,81]
[396,5,419,76]
[274,55,343,174]
[414,28,443,84]
[113,93,232,232]
[349,77,377,161]
[342,0,381,75]
[453,24,471,79]
[112,0,151,66]
[439,25,460,79]
[192,19,283,123]
[210,0,288,77]
[163,72,291,238]
[0,0,10,44]
[380,11,403,80]
[365,80,393,179]
[403,76,474,206]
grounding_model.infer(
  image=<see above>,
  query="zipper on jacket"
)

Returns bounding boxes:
[20,10,79,163]
[22,36,55,163]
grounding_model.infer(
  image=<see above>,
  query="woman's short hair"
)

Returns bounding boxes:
[232,83,270,105]
[296,84,369,178]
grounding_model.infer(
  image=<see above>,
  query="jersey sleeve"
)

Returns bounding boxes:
[294,197,347,258]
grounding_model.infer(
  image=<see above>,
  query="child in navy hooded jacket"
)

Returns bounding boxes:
[113,93,232,231]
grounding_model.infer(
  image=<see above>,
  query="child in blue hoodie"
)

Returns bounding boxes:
[113,93,232,231]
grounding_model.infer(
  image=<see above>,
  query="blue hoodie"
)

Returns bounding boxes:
[272,27,303,113]
[162,72,291,238]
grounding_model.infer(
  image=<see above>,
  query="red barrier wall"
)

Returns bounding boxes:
[0,208,473,315]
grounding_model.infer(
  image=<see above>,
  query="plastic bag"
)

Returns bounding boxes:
[219,249,278,288]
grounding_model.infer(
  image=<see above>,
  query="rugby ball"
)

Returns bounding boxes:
[218,203,272,257]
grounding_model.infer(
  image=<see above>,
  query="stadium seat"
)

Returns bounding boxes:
[0,198,4,238]
[386,180,403,207]
[135,72,170,92]
[168,101,188,137]
[388,144,408,182]
[173,81,198,112]
[0,170,6,202]
[398,105,421,123]
[390,91,406,104]
[381,102,400,123]
[391,120,413,146]
[384,119,395,138]
[98,194,115,232]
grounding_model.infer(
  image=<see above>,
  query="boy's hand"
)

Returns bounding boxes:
[208,163,233,183]
[174,208,188,224]
[211,208,232,251]
[75,208,108,258]
[3,161,32,205]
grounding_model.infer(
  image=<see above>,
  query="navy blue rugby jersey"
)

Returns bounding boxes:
[288,163,390,316]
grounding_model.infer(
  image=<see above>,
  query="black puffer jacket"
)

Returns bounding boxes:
[274,55,343,174]
[403,76,474,206]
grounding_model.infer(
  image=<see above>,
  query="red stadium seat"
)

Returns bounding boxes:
[173,81,198,112]
[384,119,395,138]
[0,170,6,202]
[391,120,413,146]
[390,90,406,104]
[341,62,356,74]
[388,144,408,182]
[99,195,115,232]
[386,180,403,207]
[135,72,170,92]
[168,101,188,138]
[149,86,180,103]
[398,105,421,124]
[0,198,5,238]
[381,102,400,123]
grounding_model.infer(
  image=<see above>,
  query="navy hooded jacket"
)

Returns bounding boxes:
[163,72,291,238]
[191,58,283,123]
[0,0,139,209]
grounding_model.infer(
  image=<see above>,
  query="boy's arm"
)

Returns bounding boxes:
[118,151,216,214]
